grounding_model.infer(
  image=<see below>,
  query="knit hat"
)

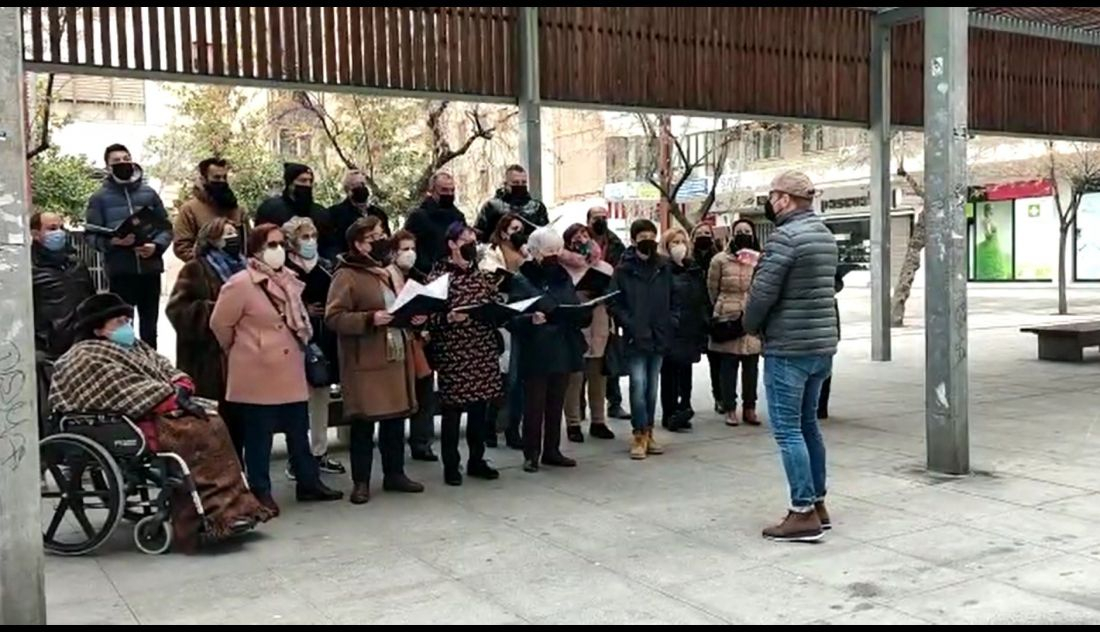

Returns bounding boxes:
[283,162,313,187]
[74,293,133,337]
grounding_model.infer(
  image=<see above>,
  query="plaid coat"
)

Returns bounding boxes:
[49,339,186,419]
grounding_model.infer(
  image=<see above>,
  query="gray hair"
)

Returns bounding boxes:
[343,169,368,192]
[281,216,317,252]
[527,227,563,258]
[428,171,454,191]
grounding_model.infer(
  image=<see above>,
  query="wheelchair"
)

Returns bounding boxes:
[39,409,208,556]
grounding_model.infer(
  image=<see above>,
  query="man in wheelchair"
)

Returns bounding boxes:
[47,293,274,552]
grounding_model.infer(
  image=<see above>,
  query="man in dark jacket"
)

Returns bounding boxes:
[325,169,390,258]
[743,171,838,544]
[403,171,467,273]
[30,212,96,360]
[588,205,630,420]
[608,219,672,461]
[85,143,171,349]
[475,165,548,242]
[255,163,334,246]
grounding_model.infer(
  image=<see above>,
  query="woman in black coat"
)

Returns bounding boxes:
[282,217,345,476]
[507,228,593,473]
[660,229,710,432]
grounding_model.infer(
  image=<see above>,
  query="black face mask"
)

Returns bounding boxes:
[508,185,530,202]
[223,236,242,258]
[732,234,756,252]
[292,185,314,212]
[636,239,658,258]
[350,187,370,204]
[694,237,714,253]
[509,232,528,249]
[438,194,456,209]
[370,239,392,262]
[111,162,135,182]
[206,181,237,211]
[459,242,478,263]
[763,200,778,224]
[541,255,560,268]
[591,218,608,236]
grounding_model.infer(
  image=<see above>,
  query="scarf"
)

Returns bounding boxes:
[290,252,319,274]
[205,249,246,282]
[247,258,313,343]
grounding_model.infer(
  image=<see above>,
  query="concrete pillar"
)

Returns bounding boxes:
[0,5,47,625]
[869,15,893,362]
[517,7,543,200]
[922,6,970,475]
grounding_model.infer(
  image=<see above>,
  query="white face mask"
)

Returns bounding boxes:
[670,244,688,263]
[396,249,417,270]
[261,246,286,270]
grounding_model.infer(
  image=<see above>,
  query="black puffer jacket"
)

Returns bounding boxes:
[287,256,339,384]
[666,259,710,365]
[507,261,592,377]
[31,244,96,359]
[744,209,838,356]
[255,193,334,251]
[608,248,673,355]
[475,188,549,242]
[403,198,467,273]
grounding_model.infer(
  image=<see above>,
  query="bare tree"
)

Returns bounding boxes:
[633,114,746,231]
[1045,141,1100,315]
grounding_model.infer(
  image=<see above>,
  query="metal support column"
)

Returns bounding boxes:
[517,7,543,200]
[923,6,970,475]
[869,14,894,362]
[0,5,47,625]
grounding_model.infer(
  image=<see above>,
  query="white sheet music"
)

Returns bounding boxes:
[390,273,449,313]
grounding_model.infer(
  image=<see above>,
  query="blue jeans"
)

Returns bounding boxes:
[763,355,832,509]
[237,401,321,495]
[627,351,663,431]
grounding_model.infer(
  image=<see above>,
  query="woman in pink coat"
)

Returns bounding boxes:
[211,224,343,515]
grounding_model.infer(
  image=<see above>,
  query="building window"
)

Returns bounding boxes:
[802,125,825,153]
[606,136,652,181]
[747,128,782,162]
[53,74,146,123]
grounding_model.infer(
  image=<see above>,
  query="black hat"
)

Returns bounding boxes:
[283,162,313,187]
[74,293,133,337]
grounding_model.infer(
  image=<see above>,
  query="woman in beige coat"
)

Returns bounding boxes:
[707,218,763,426]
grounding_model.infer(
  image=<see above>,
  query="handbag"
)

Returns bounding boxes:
[260,285,333,388]
[709,316,746,344]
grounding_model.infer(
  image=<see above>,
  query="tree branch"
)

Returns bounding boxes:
[296,91,358,170]
[409,104,508,201]
[26,73,56,160]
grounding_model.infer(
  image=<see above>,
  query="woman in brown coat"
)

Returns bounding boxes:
[427,222,505,486]
[707,218,763,427]
[166,217,246,455]
[326,217,425,505]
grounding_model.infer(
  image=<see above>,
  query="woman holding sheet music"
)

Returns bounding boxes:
[508,227,593,473]
[325,217,426,505]
[426,222,505,486]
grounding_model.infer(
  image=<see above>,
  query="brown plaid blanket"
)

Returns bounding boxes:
[49,340,187,419]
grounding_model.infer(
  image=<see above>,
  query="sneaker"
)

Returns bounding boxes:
[284,463,297,481]
[541,452,577,468]
[317,454,347,475]
[668,411,693,433]
[590,423,616,440]
[296,482,344,502]
[762,510,825,542]
[630,431,648,460]
[815,501,832,531]
[567,426,585,443]
[383,474,425,494]
[645,428,664,455]
[725,411,741,427]
[523,459,540,473]
[467,460,500,481]
[608,405,631,420]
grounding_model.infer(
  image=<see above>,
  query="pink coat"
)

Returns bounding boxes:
[210,267,309,405]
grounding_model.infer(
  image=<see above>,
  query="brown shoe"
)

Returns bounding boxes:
[255,493,281,518]
[350,483,371,505]
[742,408,761,426]
[815,501,832,531]
[630,431,648,460]
[762,510,824,542]
[645,427,664,455]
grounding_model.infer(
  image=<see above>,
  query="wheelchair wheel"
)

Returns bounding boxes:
[133,515,172,555]
[40,433,125,556]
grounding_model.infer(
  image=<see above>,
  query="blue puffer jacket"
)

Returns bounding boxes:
[85,169,171,276]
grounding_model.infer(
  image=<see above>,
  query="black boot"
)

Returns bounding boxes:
[444,467,463,487]
[467,460,500,481]
[383,474,425,494]
[567,426,585,443]
[296,481,344,502]
[590,423,616,440]
[504,427,524,450]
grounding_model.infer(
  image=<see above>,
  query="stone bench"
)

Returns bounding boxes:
[1021,321,1100,362]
